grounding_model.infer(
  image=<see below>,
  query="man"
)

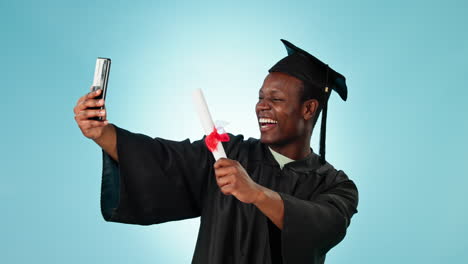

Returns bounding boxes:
[73,39,359,264]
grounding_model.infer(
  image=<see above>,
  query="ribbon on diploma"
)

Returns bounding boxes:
[205,127,230,152]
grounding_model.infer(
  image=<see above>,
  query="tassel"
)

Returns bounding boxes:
[319,99,328,165]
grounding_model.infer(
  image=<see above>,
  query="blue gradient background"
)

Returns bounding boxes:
[1,0,467,263]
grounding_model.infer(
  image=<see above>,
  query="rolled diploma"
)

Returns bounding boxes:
[192,88,227,161]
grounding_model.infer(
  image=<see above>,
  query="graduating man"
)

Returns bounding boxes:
[73,39,359,264]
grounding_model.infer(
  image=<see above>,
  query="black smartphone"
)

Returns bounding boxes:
[89,57,111,121]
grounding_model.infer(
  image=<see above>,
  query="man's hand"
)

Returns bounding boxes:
[214,158,262,204]
[214,158,285,229]
[73,89,108,139]
[73,87,108,140]
[73,86,118,162]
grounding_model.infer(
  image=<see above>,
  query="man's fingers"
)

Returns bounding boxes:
[88,88,102,98]
[82,98,104,108]
[215,166,237,178]
[220,184,234,195]
[216,174,234,188]
[75,109,106,120]
[76,89,101,105]
[74,89,103,114]
[74,109,105,119]
[77,90,93,105]
[74,98,104,114]
[76,89,102,106]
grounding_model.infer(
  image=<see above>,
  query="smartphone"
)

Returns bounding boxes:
[89,57,111,121]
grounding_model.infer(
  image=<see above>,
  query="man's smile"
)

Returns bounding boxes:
[258,117,278,131]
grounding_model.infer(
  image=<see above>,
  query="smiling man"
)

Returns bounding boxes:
[73,39,358,264]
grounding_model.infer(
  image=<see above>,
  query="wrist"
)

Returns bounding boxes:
[253,185,267,206]
[93,123,112,144]
[92,123,118,162]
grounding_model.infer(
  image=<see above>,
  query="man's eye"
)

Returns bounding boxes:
[258,97,283,101]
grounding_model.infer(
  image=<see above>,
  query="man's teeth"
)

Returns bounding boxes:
[259,118,278,124]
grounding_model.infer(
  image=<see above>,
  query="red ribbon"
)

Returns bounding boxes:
[205,127,230,152]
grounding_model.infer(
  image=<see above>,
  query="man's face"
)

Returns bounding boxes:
[255,72,307,146]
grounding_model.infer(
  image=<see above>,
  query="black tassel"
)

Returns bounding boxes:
[319,99,328,165]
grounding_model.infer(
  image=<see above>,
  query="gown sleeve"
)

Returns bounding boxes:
[100,125,214,225]
[278,165,359,264]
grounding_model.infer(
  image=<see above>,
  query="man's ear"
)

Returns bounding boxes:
[302,99,318,121]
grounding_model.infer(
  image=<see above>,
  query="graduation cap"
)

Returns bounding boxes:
[269,39,348,164]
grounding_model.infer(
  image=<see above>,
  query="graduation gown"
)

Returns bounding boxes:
[100,125,359,264]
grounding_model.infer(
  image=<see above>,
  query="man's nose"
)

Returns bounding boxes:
[256,99,271,111]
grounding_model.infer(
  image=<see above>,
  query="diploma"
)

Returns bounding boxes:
[192,89,228,161]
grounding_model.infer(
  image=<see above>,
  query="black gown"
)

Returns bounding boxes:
[100,125,359,264]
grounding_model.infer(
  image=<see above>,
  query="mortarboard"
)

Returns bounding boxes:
[269,39,348,164]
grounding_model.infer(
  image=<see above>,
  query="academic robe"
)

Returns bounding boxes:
[100,125,359,264]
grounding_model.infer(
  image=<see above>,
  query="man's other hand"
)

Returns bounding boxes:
[214,158,262,204]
